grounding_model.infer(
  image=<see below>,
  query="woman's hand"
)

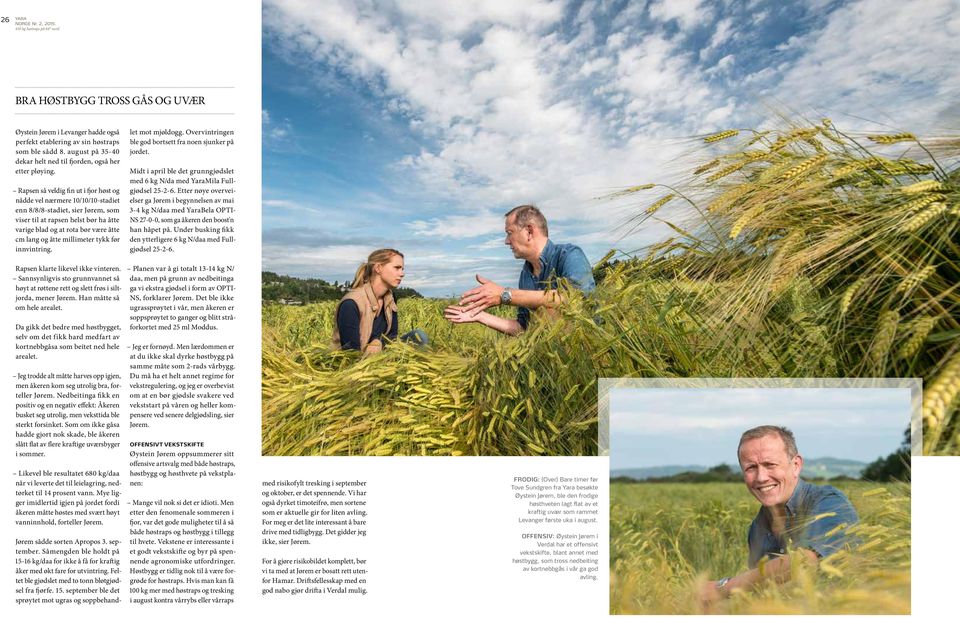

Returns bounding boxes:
[361,339,383,357]
[444,305,484,324]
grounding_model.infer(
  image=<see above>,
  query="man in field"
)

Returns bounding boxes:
[699,425,859,606]
[443,204,595,335]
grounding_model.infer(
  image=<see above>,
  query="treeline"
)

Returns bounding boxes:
[610,464,862,484]
[610,475,861,484]
[262,271,422,304]
[611,464,741,484]
[860,428,910,482]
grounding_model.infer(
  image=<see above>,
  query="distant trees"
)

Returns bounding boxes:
[610,464,741,484]
[612,438,912,485]
[861,427,910,482]
[262,271,343,303]
[647,464,741,483]
[262,271,423,304]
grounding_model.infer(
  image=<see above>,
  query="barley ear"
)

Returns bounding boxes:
[923,353,960,451]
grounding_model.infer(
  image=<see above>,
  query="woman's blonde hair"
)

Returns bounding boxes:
[351,248,403,288]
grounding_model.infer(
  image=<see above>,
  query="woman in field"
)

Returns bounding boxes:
[332,248,426,356]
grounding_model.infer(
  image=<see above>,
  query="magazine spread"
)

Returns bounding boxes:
[2,1,957,616]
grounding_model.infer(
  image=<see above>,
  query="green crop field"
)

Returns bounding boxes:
[262,121,959,456]
[610,481,910,614]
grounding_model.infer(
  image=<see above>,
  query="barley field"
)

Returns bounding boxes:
[262,120,960,456]
[610,481,910,614]
[261,282,707,456]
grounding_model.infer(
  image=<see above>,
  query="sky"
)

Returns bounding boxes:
[262,0,960,297]
[608,386,911,470]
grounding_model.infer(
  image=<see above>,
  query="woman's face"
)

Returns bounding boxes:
[375,254,405,289]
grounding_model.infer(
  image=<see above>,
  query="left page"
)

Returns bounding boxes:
[1,4,609,617]
[1,1,262,613]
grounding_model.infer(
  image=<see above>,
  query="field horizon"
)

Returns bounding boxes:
[612,456,872,481]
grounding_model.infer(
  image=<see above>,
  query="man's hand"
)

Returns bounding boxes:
[459,275,504,313]
[444,305,484,324]
[696,579,726,613]
[693,550,819,612]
